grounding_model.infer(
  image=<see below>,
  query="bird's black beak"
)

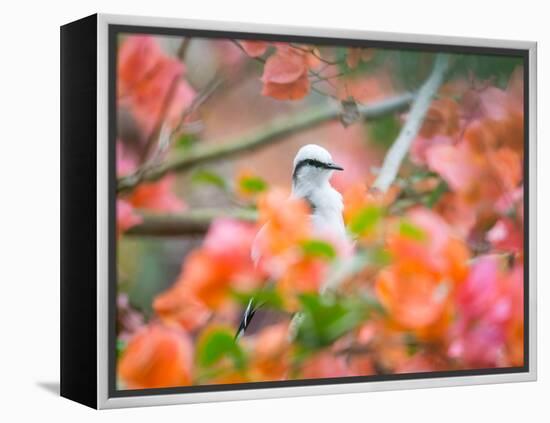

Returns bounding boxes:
[325,162,344,171]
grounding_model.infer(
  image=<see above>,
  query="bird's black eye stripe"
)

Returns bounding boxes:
[292,158,328,181]
[305,159,325,168]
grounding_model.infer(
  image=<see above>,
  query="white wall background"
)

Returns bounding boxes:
[1,0,546,421]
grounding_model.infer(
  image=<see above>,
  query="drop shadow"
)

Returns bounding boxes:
[36,381,60,396]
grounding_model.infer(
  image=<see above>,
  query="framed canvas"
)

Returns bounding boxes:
[60,13,537,409]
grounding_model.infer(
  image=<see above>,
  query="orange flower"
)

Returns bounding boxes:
[376,266,449,331]
[118,324,193,389]
[391,208,469,282]
[277,258,328,310]
[434,192,477,239]
[342,182,399,245]
[376,208,469,335]
[504,265,524,366]
[345,48,374,69]
[420,97,460,139]
[234,168,268,200]
[162,219,261,310]
[347,356,376,377]
[256,188,311,258]
[343,182,399,225]
[153,283,211,331]
[395,353,446,374]
[251,323,291,381]
[179,250,231,310]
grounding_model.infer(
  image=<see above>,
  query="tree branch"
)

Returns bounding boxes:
[126,208,258,236]
[118,93,414,193]
[372,54,450,192]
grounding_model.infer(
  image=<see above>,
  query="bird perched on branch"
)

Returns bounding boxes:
[236,144,345,339]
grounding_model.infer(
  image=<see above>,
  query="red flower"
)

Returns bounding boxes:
[117,35,195,135]
[127,174,185,213]
[300,352,349,379]
[238,40,269,57]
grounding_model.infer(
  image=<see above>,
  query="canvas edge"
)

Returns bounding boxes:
[95,13,537,409]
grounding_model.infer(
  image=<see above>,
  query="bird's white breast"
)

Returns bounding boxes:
[307,184,347,241]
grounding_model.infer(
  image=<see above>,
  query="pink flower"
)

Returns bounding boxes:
[450,255,524,367]
[411,134,453,166]
[426,143,479,192]
[456,255,500,320]
[116,141,137,177]
[487,218,523,253]
[204,218,257,262]
[448,321,506,368]
[117,199,142,236]
[203,218,262,291]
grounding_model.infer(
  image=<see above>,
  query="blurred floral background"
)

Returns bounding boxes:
[115,32,525,390]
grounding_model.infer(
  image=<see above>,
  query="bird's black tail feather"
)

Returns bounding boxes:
[235,298,258,340]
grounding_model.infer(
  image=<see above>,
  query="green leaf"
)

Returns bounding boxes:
[191,169,227,189]
[368,114,401,148]
[348,206,383,236]
[294,294,376,350]
[395,51,434,91]
[425,180,448,208]
[116,338,126,358]
[369,247,392,266]
[404,333,420,356]
[300,239,336,260]
[239,176,268,194]
[197,327,247,370]
[175,133,198,151]
[448,54,523,89]
[398,220,426,241]
[336,47,386,76]
[232,286,283,310]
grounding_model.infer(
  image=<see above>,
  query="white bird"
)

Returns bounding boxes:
[236,144,345,339]
[290,144,346,241]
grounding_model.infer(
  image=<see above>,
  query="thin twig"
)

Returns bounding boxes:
[117,92,414,193]
[126,208,258,236]
[288,44,342,66]
[230,40,267,64]
[139,74,181,163]
[372,54,450,192]
[135,76,225,177]
[176,38,191,60]
[310,85,340,100]
[171,76,224,137]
